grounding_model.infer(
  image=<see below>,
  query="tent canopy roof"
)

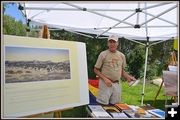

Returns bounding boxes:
[20,1,178,41]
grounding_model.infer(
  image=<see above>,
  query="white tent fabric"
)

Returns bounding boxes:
[19,1,178,106]
[20,1,178,41]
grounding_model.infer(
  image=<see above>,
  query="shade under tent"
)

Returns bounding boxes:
[19,1,178,106]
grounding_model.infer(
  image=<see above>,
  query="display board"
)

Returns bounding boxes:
[2,35,89,118]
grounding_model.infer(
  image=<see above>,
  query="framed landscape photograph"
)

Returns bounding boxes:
[5,46,71,83]
[2,35,89,118]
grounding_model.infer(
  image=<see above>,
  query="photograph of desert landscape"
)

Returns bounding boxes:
[5,46,71,83]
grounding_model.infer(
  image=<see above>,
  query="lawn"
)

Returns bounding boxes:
[121,80,166,110]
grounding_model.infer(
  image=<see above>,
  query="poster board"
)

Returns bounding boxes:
[1,35,89,118]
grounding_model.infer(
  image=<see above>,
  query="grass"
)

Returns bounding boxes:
[121,80,167,110]
[34,80,174,118]
[61,105,88,118]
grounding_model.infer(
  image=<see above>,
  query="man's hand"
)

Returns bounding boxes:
[94,67,113,87]
[130,76,136,81]
[127,76,136,82]
[122,70,136,82]
[104,78,112,87]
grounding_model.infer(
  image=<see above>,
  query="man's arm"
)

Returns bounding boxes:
[94,67,112,87]
[122,69,136,82]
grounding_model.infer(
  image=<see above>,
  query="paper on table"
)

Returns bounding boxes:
[92,111,112,118]
[128,105,140,111]
[110,112,129,118]
[88,105,112,118]
[128,80,139,86]
[128,80,139,87]
[88,105,105,112]
[147,109,165,118]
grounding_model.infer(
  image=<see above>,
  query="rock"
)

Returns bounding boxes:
[152,78,164,86]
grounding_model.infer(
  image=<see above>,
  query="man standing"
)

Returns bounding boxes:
[94,34,136,105]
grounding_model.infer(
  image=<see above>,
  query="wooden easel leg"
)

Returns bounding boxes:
[53,111,61,118]
[174,96,177,103]
[153,80,164,106]
[171,96,177,103]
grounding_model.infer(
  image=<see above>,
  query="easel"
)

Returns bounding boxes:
[53,110,62,118]
[153,51,177,106]
[53,107,74,117]
[39,25,50,39]
[21,111,53,118]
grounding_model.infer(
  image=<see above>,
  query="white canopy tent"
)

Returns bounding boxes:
[19,1,178,105]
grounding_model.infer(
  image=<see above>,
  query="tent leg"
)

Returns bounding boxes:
[26,32,29,37]
[141,46,149,106]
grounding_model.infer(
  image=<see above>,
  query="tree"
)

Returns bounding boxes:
[50,30,108,79]
[3,15,26,36]
[125,44,145,79]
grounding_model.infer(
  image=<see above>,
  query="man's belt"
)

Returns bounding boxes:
[110,80,119,83]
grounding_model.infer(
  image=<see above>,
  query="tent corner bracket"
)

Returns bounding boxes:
[135,8,142,12]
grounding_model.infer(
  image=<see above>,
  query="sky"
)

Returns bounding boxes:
[5,46,70,62]
[4,3,26,24]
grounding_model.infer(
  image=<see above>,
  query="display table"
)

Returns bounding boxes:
[86,104,164,118]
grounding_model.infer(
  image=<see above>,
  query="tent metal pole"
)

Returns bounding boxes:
[141,44,149,106]
[65,30,94,38]
[56,29,95,38]
[136,2,140,25]
[22,2,172,12]
[126,38,146,46]
[141,25,176,28]
[18,3,29,37]
[141,2,172,10]
[24,6,135,12]
[96,12,136,38]
[141,2,148,106]
[141,11,177,26]
[94,25,176,30]
[140,4,177,27]
[18,3,28,22]
[30,10,46,20]
[25,16,29,37]
[149,40,170,47]
[63,2,134,27]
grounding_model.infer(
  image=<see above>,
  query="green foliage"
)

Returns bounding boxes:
[121,38,174,80]
[126,45,145,79]
[86,38,107,79]
[27,30,39,38]
[3,15,26,36]
[61,105,87,117]
[50,30,77,41]
[120,38,147,79]
[51,30,108,79]
[145,40,174,80]
[146,63,159,80]
[2,3,26,36]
